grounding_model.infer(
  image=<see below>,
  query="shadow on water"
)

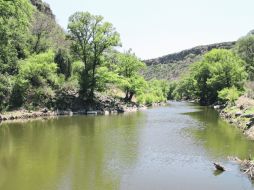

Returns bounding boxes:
[184,105,254,160]
[213,170,224,176]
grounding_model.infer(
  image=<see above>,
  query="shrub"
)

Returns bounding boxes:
[218,86,241,104]
[11,51,60,109]
[0,75,13,111]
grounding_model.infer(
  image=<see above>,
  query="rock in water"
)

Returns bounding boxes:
[213,163,225,171]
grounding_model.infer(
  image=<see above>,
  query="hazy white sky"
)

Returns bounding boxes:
[44,0,254,59]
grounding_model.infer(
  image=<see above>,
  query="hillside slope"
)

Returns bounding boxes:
[30,0,55,18]
[143,42,235,81]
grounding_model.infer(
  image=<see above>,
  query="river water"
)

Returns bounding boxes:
[0,102,254,190]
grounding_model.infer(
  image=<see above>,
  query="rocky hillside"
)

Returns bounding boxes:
[143,42,235,81]
[30,0,55,18]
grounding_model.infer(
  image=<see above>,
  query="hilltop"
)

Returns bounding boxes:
[143,41,235,80]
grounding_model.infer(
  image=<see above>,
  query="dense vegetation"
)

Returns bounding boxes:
[0,0,169,111]
[1,0,254,112]
[169,33,254,105]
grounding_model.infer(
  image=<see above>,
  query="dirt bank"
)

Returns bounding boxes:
[217,96,254,140]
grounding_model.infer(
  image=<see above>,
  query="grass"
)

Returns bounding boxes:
[224,106,239,114]
[245,107,254,114]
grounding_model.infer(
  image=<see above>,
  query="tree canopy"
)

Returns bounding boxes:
[68,11,121,101]
[0,0,34,74]
[172,49,247,105]
[236,34,254,80]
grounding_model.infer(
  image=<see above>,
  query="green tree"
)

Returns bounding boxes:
[167,82,177,100]
[196,50,246,104]
[54,49,72,79]
[29,10,68,54]
[218,86,241,105]
[174,49,247,105]
[236,34,254,80]
[96,66,121,92]
[117,51,146,101]
[136,79,169,105]
[67,11,120,101]
[173,76,196,100]
[191,62,212,104]
[30,11,55,53]
[0,0,33,75]
[11,51,60,108]
[0,75,13,111]
[207,50,246,104]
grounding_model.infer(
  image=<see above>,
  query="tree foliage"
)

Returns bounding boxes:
[137,79,169,105]
[116,51,146,101]
[67,11,121,100]
[0,0,34,75]
[0,3,174,111]
[172,49,247,105]
[236,34,254,80]
[11,51,60,108]
[0,75,13,111]
[54,49,72,79]
[29,10,68,54]
[218,86,241,105]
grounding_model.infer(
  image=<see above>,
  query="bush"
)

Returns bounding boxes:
[54,49,72,79]
[11,51,60,109]
[136,79,169,105]
[236,35,254,80]
[55,77,80,109]
[173,49,247,105]
[0,75,13,111]
[218,86,241,104]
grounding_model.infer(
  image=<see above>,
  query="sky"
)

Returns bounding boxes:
[44,0,254,59]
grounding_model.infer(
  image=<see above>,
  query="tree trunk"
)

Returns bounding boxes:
[88,63,96,101]
[80,69,90,98]
[125,90,129,101]
[128,92,134,101]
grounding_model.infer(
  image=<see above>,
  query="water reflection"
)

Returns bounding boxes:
[1,103,254,190]
[186,106,254,159]
[0,113,145,190]
[213,170,224,177]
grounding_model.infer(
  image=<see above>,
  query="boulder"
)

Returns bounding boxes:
[87,111,98,115]
[41,108,48,113]
[242,114,254,118]
[247,118,254,128]
[214,105,221,109]
[239,105,244,110]
[9,115,15,120]
[104,110,110,115]
[235,112,242,117]
[213,163,225,171]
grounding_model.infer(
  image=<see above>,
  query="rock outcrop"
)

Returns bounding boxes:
[145,42,235,66]
[30,0,55,18]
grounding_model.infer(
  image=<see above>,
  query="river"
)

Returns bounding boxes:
[0,102,254,190]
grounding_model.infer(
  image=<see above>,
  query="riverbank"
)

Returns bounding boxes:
[0,95,148,123]
[217,96,254,140]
